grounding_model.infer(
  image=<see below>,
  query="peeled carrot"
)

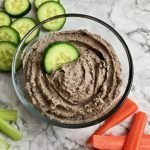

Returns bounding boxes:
[87,98,138,143]
[123,111,147,150]
[92,135,150,150]
[92,135,124,150]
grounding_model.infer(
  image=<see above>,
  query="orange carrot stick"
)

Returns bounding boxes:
[141,135,150,145]
[87,98,138,143]
[92,135,150,150]
[92,135,124,150]
[123,111,148,150]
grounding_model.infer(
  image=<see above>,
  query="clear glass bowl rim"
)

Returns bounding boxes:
[12,13,134,128]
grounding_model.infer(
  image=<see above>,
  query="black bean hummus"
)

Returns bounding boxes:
[23,30,122,124]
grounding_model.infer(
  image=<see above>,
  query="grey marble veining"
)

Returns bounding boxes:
[0,0,150,149]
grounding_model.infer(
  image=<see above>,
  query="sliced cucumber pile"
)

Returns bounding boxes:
[34,0,60,8]
[0,42,17,72]
[11,17,39,44]
[37,1,66,31]
[3,0,31,18]
[0,0,67,74]
[0,11,12,26]
[0,26,20,44]
[43,41,79,74]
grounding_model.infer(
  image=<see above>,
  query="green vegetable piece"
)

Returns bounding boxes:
[0,42,18,72]
[0,26,20,44]
[34,0,60,8]
[0,11,12,26]
[0,117,22,141]
[11,17,39,44]
[0,109,17,121]
[37,1,66,31]
[43,41,79,74]
[0,138,10,150]
[3,0,31,18]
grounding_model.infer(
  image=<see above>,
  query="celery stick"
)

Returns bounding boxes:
[0,109,17,121]
[0,117,22,141]
[0,138,10,150]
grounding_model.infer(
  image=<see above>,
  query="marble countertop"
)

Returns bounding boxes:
[0,0,150,149]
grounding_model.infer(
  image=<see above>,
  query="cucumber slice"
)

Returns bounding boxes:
[0,42,17,72]
[0,26,20,44]
[0,11,12,26]
[4,0,31,18]
[11,17,39,44]
[37,1,66,31]
[34,0,60,8]
[43,41,79,74]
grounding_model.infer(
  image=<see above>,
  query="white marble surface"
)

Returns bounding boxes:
[0,0,150,149]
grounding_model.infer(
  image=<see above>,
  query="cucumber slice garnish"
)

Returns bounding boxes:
[0,42,17,72]
[3,0,31,18]
[0,26,20,44]
[11,17,39,44]
[34,0,60,8]
[43,41,79,74]
[0,11,12,26]
[37,1,66,31]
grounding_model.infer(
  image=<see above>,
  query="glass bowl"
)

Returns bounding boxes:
[12,14,133,128]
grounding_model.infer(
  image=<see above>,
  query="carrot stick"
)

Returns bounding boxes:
[123,111,147,150]
[92,135,150,150]
[87,98,138,143]
[92,135,124,150]
[141,135,150,145]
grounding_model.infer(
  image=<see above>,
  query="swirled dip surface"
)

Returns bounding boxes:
[23,30,122,124]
